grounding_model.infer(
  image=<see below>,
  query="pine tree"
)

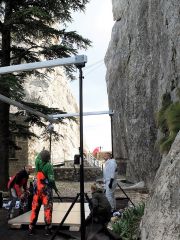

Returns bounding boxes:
[0,0,91,190]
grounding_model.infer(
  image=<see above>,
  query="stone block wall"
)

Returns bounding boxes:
[54,167,103,181]
[9,137,28,176]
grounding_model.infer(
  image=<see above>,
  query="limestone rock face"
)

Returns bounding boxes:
[112,0,127,21]
[23,67,79,164]
[141,132,180,240]
[105,0,180,186]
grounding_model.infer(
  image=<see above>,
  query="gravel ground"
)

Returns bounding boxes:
[55,176,129,198]
[56,181,94,198]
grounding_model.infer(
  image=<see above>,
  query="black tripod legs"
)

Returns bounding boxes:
[117,183,135,207]
[51,193,80,240]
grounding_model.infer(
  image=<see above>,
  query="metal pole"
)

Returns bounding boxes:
[49,131,52,163]
[78,66,85,239]
[0,55,87,74]
[110,114,114,158]
[47,124,54,163]
[49,110,114,119]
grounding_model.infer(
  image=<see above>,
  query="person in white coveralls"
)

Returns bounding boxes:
[103,152,117,212]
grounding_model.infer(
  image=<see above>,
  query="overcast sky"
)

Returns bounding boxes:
[68,0,114,152]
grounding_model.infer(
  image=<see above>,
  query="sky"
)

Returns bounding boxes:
[68,0,114,152]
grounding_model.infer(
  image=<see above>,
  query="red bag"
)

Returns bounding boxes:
[7,175,16,189]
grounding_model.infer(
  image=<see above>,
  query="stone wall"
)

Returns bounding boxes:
[9,135,28,175]
[105,0,180,187]
[9,115,29,176]
[54,167,103,181]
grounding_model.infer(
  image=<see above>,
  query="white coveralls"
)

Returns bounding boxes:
[103,158,117,211]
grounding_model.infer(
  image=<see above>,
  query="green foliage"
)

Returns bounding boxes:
[0,74,25,100]
[0,0,90,124]
[161,92,172,109]
[0,0,91,98]
[10,118,36,138]
[13,101,77,140]
[157,93,180,153]
[156,93,172,135]
[0,0,91,187]
[0,0,91,80]
[0,0,90,146]
[112,203,145,240]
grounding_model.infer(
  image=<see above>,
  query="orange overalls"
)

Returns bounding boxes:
[30,171,53,226]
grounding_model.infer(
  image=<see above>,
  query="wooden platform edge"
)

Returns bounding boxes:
[8,223,22,229]
[9,223,81,231]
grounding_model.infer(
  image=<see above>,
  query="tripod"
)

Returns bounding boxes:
[117,183,135,207]
[51,192,91,240]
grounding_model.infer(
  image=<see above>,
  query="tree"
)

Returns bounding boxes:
[0,0,91,190]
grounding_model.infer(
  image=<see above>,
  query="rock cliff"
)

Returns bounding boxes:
[23,67,79,164]
[105,0,180,186]
[141,131,180,240]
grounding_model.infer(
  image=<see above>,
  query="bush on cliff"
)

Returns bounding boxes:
[157,93,180,153]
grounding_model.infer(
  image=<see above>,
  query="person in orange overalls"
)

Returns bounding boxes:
[28,150,58,236]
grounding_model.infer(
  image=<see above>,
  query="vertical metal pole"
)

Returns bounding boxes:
[48,123,54,164]
[110,114,114,158]
[49,131,52,163]
[78,66,85,239]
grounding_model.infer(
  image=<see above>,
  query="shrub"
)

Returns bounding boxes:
[157,93,180,153]
[112,203,145,240]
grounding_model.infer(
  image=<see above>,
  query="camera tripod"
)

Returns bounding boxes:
[117,183,135,207]
[51,192,91,240]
